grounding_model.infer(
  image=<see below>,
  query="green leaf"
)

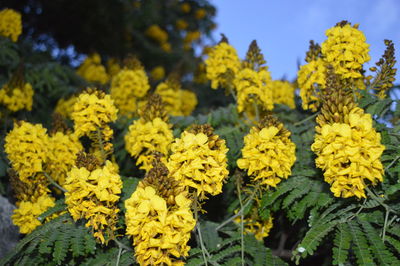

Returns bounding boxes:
[332,223,351,265]
[347,220,375,266]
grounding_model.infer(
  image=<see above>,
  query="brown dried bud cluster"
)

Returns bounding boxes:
[75,151,101,171]
[305,40,322,63]
[142,157,185,205]
[123,55,143,70]
[258,114,291,138]
[140,94,169,122]
[50,112,69,135]
[243,40,267,71]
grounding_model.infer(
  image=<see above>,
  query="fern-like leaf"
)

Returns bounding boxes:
[358,218,400,265]
[332,223,351,265]
[347,220,376,265]
[386,236,400,256]
[53,231,70,264]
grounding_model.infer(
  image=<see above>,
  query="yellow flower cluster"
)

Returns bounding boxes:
[311,107,385,198]
[205,42,241,89]
[235,214,273,241]
[167,126,229,198]
[237,120,296,188]
[145,25,171,52]
[5,121,49,183]
[322,23,370,79]
[180,3,191,13]
[175,19,188,30]
[0,83,34,112]
[234,68,273,113]
[71,91,118,142]
[0,8,22,42]
[54,95,78,119]
[77,53,109,84]
[65,160,122,244]
[183,31,201,50]
[195,8,207,20]
[46,132,83,187]
[12,193,55,234]
[271,80,296,109]
[297,58,327,112]
[155,80,197,116]
[150,66,165,80]
[125,163,195,265]
[125,117,174,171]
[110,68,150,117]
[0,82,34,112]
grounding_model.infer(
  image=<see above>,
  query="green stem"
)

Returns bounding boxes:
[348,198,367,221]
[116,246,122,266]
[216,184,259,231]
[194,195,209,265]
[114,239,132,252]
[96,127,107,162]
[382,209,389,242]
[43,172,67,193]
[253,101,260,123]
[293,112,319,126]
[236,178,245,266]
[385,155,400,172]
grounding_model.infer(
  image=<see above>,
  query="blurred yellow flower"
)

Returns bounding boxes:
[0,8,22,42]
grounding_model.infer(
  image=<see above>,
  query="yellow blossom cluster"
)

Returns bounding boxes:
[54,95,78,119]
[110,68,150,117]
[0,82,34,112]
[12,193,56,234]
[322,23,370,79]
[145,25,171,52]
[150,66,165,81]
[180,3,191,13]
[270,80,296,109]
[311,107,385,198]
[5,121,49,183]
[234,68,273,114]
[183,31,201,50]
[155,80,197,116]
[125,162,195,265]
[0,8,22,42]
[46,132,83,187]
[195,8,207,20]
[71,90,118,143]
[235,212,273,241]
[298,22,370,112]
[125,117,174,171]
[175,19,188,30]
[77,53,109,84]
[297,58,327,112]
[205,42,241,89]
[65,160,122,244]
[167,126,229,198]
[237,119,296,188]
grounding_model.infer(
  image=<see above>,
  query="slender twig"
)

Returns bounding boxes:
[216,184,259,231]
[43,172,67,193]
[385,155,400,172]
[236,178,245,266]
[96,127,107,162]
[382,209,390,242]
[114,238,132,252]
[253,101,260,122]
[116,246,122,266]
[194,195,209,265]
[293,112,319,126]
[348,198,367,220]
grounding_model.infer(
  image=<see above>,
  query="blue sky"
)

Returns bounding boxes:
[212,0,400,81]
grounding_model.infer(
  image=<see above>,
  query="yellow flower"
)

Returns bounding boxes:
[12,194,55,234]
[0,8,22,42]
[235,68,273,113]
[0,82,34,112]
[321,22,370,79]
[235,213,273,241]
[71,91,118,141]
[195,8,207,20]
[167,125,229,198]
[110,68,150,117]
[145,25,168,43]
[65,160,122,244]
[125,162,195,265]
[160,42,172,53]
[237,119,296,188]
[54,95,78,119]
[5,121,49,183]
[77,53,109,84]
[150,66,165,81]
[205,42,241,90]
[297,58,327,112]
[106,58,121,78]
[180,3,191,13]
[155,80,184,116]
[46,132,83,186]
[311,107,385,198]
[180,90,198,116]
[175,19,188,30]
[125,118,174,171]
[270,80,296,109]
